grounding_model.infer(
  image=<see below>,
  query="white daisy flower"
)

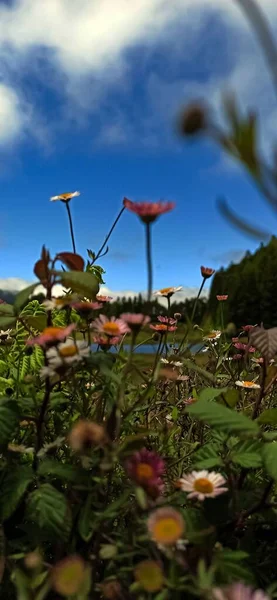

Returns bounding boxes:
[43,296,74,311]
[235,380,261,389]
[50,191,80,202]
[154,286,182,298]
[178,470,228,501]
[40,339,90,379]
[0,329,13,342]
[161,358,183,367]
[203,330,221,341]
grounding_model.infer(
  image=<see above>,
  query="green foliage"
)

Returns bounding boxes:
[27,484,71,539]
[186,399,259,434]
[0,466,33,521]
[0,399,19,445]
[54,270,99,299]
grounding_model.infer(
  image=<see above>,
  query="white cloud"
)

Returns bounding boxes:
[0,0,277,147]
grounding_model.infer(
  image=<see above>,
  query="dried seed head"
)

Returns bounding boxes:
[68,419,107,452]
[178,103,207,136]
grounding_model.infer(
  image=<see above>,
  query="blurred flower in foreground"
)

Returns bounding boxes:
[178,470,228,501]
[40,339,90,378]
[50,191,80,203]
[157,315,177,325]
[91,315,130,337]
[43,295,75,310]
[154,286,182,298]
[28,324,76,347]
[120,313,150,332]
[201,266,215,279]
[242,324,256,332]
[96,294,113,303]
[134,560,164,592]
[147,507,185,546]
[126,448,165,498]
[51,555,86,596]
[213,583,270,600]
[68,419,107,451]
[217,295,228,301]
[236,380,261,389]
[0,329,13,343]
[94,335,121,348]
[123,197,175,224]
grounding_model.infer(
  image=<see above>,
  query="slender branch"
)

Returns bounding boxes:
[191,278,205,324]
[252,359,267,419]
[145,222,153,302]
[93,206,126,263]
[65,202,76,254]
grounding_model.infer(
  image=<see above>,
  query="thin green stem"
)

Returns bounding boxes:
[93,206,126,263]
[65,202,76,254]
[145,223,153,303]
[178,278,205,352]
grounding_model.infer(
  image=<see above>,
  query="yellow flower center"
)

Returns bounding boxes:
[159,287,173,295]
[207,332,217,339]
[103,322,120,336]
[193,477,214,494]
[43,327,63,336]
[152,517,183,544]
[59,345,78,358]
[136,463,154,480]
[243,381,255,387]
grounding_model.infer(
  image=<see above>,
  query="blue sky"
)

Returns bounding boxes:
[0,0,277,298]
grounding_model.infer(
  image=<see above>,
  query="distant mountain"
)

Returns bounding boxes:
[0,290,17,304]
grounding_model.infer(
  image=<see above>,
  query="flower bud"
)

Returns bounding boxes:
[178,103,207,136]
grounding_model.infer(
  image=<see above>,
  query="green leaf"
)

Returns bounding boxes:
[182,508,213,544]
[0,303,14,315]
[54,270,99,299]
[223,388,240,408]
[258,408,277,425]
[14,284,39,314]
[78,494,94,542]
[0,315,17,328]
[231,440,263,468]
[38,459,80,482]
[199,387,227,402]
[0,466,33,520]
[0,400,19,444]
[27,484,70,539]
[263,443,277,480]
[24,314,47,331]
[193,443,223,469]
[186,400,259,434]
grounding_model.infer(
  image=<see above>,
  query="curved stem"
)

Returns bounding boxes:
[93,206,126,263]
[65,202,76,254]
[145,223,153,302]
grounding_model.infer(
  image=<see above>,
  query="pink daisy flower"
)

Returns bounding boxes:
[91,315,130,337]
[150,324,177,334]
[126,448,165,498]
[157,316,177,325]
[232,353,243,360]
[123,197,175,224]
[96,295,113,303]
[178,470,228,501]
[94,335,121,348]
[241,325,256,332]
[233,342,256,353]
[213,583,270,600]
[27,324,76,347]
[216,295,228,301]
[120,313,150,331]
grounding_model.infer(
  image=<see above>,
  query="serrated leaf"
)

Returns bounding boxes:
[28,484,70,539]
[54,270,99,299]
[0,400,19,444]
[14,284,39,314]
[263,442,277,480]
[199,387,227,402]
[186,400,259,434]
[0,466,33,520]
[257,408,277,425]
[231,439,263,468]
[193,443,223,468]
[249,326,277,361]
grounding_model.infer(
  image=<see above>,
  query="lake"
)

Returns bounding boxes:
[91,343,204,354]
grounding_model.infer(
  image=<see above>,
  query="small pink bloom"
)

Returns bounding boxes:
[201,266,215,279]
[27,324,76,347]
[232,354,243,360]
[94,335,121,347]
[71,301,103,312]
[232,337,239,343]
[120,313,150,331]
[234,342,255,353]
[212,582,270,600]
[157,316,177,325]
[216,295,228,301]
[96,295,113,303]
[123,197,175,224]
[150,324,177,334]
[183,397,197,405]
[91,315,130,337]
[241,325,256,332]
[126,448,165,498]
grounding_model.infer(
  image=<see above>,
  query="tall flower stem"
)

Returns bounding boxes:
[65,202,77,254]
[191,278,205,324]
[93,206,126,263]
[220,303,225,342]
[145,222,153,303]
